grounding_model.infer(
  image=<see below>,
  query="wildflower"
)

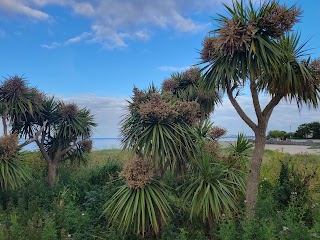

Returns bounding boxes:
[283,226,289,231]
[244,200,247,203]
[311,232,317,238]
[82,213,85,216]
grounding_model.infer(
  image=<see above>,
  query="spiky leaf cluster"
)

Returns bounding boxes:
[0,134,30,190]
[0,76,44,127]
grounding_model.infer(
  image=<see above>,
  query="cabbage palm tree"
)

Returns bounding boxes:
[18,97,96,186]
[121,86,200,176]
[200,1,320,217]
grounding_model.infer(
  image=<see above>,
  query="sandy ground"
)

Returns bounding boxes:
[219,141,320,155]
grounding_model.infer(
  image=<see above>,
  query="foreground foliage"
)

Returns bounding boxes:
[0,148,318,239]
[103,179,172,236]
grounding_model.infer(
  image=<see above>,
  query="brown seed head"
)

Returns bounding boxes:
[60,104,78,118]
[260,5,302,38]
[0,76,29,99]
[182,67,201,83]
[175,101,200,126]
[80,140,93,153]
[139,93,176,122]
[209,126,227,140]
[216,18,253,56]
[162,78,179,93]
[132,87,146,105]
[201,36,218,62]
[119,157,154,189]
[204,141,220,158]
[0,134,19,162]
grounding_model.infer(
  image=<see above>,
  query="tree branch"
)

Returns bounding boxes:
[59,138,89,157]
[35,139,51,164]
[262,94,283,122]
[250,80,263,120]
[19,121,48,148]
[227,87,258,131]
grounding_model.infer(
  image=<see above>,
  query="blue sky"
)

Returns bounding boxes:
[0,0,319,137]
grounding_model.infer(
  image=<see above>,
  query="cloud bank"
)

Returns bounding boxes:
[0,0,230,48]
[60,93,320,138]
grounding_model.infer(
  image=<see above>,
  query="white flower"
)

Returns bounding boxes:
[283,226,289,231]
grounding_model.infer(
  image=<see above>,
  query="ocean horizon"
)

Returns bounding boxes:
[20,136,250,151]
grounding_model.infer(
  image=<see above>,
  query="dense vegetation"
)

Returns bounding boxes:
[268,121,320,140]
[294,122,320,139]
[0,147,319,239]
[0,1,319,239]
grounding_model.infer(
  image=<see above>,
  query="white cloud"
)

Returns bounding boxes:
[0,0,49,19]
[0,0,231,48]
[41,32,91,49]
[159,65,191,72]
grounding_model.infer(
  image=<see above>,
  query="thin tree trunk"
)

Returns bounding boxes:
[208,211,214,240]
[245,128,266,218]
[48,161,57,187]
[2,110,8,136]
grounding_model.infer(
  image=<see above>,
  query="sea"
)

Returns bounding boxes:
[20,137,247,152]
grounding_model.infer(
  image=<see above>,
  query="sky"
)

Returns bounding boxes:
[0,0,319,138]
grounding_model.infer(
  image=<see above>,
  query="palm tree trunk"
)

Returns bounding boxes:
[208,211,214,240]
[2,110,8,136]
[48,161,57,187]
[245,127,266,218]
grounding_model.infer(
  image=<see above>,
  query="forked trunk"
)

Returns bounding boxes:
[245,128,266,218]
[48,161,57,187]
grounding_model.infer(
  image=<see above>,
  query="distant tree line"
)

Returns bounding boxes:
[268,121,320,140]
